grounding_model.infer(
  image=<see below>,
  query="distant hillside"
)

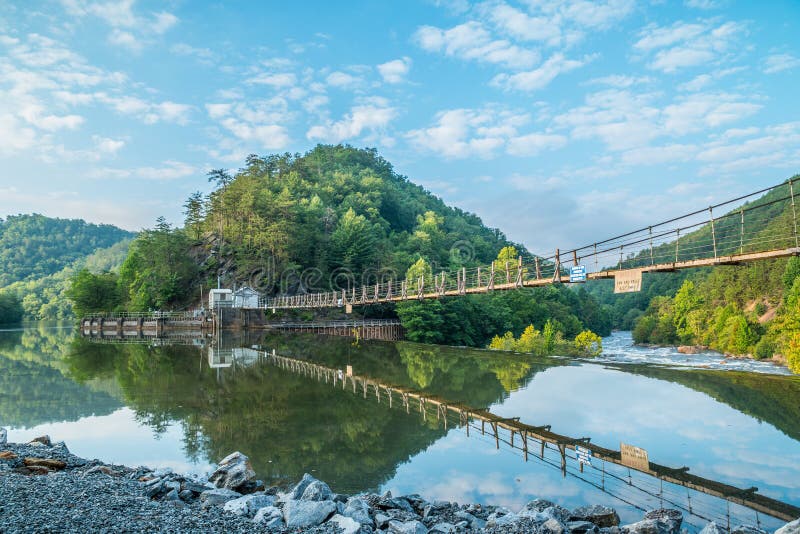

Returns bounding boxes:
[0,214,134,286]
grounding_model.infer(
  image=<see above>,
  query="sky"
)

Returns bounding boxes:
[1,0,799,255]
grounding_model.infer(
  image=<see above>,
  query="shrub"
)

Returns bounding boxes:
[574,330,603,356]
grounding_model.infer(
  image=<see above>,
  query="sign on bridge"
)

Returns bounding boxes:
[620,442,650,470]
[575,445,592,467]
[614,269,643,293]
[570,265,587,283]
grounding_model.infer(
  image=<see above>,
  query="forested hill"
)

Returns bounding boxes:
[0,214,134,286]
[77,145,611,348]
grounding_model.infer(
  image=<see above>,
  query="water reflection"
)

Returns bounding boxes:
[2,327,800,532]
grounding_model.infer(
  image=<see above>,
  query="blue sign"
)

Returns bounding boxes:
[576,445,592,466]
[570,265,587,283]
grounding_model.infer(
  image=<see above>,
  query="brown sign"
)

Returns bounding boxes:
[345,304,353,314]
[614,269,643,293]
[620,442,650,470]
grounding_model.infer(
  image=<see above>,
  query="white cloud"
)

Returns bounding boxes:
[619,144,697,166]
[406,107,559,159]
[325,71,362,89]
[91,160,197,181]
[377,57,411,84]
[506,133,567,156]
[18,104,84,131]
[588,75,652,88]
[96,94,192,124]
[491,53,590,91]
[484,3,561,46]
[635,20,745,73]
[763,53,800,74]
[93,135,124,154]
[108,29,142,52]
[60,0,178,51]
[171,43,215,63]
[205,100,292,154]
[414,21,539,69]
[307,98,397,143]
[662,93,761,135]
[0,114,37,155]
[685,0,723,8]
[247,72,298,88]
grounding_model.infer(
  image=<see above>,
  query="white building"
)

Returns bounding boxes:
[209,289,233,309]
[233,286,260,308]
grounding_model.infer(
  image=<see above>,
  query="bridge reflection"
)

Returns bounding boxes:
[239,346,799,528]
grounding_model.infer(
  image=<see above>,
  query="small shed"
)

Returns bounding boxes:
[233,286,261,308]
[209,289,233,309]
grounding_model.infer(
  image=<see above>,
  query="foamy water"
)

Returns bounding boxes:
[593,331,792,375]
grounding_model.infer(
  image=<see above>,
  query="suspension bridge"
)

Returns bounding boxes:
[264,177,800,310]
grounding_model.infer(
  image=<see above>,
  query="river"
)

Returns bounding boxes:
[1,325,798,531]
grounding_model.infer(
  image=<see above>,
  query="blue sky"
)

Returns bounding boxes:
[1,0,799,254]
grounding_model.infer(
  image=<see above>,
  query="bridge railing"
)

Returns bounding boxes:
[263,177,800,309]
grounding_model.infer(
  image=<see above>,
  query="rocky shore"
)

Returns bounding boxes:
[1,432,798,533]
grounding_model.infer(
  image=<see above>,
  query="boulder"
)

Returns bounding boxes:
[378,497,417,514]
[0,428,6,445]
[571,505,621,527]
[29,435,52,446]
[208,452,256,493]
[621,518,676,534]
[223,494,275,517]
[643,509,682,533]
[699,523,726,534]
[730,526,767,534]
[388,519,429,534]
[521,500,572,524]
[283,499,337,529]
[454,510,486,530]
[199,488,242,508]
[541,517,567,534]
[164,489,180,501]
[375,513,392,529]
[288,473,318,500]
[328,514,362,534]
[253,506,284,528]
[0,451,18,460]
[344,497,374,526]
[430,522,456,533]
[776,518,800,534]
[569,520,600,533]
[301,479,334,501]
[486,511,520,528]
[678,345,707,354]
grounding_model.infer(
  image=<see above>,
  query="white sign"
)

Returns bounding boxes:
[575,445,592,466]
[620,442,650,471]
[614,269,643,293]
[570,265,587,283]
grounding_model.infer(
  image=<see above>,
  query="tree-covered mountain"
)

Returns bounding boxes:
[80,145,610,347]
[1,237,132,320]
[0,214,134,286]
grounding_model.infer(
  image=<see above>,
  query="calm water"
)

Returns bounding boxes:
[2,325,799,531]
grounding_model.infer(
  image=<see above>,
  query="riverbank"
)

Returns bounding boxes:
[2,433,796,533]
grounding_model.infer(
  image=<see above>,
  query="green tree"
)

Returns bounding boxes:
[183,191,205,241]
[65,269,122,317]
[0,292,23,324]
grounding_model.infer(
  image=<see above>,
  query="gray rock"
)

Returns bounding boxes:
[731,526,767,534]
[376,513,392,529]
[523,499,572,523]
[643,509,682,533]
[0,428,6,445]
[29,435,51,446]
[571,505,621,527]
[253,506,284,528]
[487,511,520,528]
[182,481,210,494]
[208,452,256,493]
[301,479,334,501]
[776,518,800,534]
[329,513,363,534]
[223,494,275,517]
[542,517,567,534]
[621,518,674,534]
[178,490,194,502]
[283,499,337,529]
[454,510,486,529]
[199,488,242,508]
[164,489,179,501]
[289,473,318,500]
[152,467,173,478]
[388,519,428,534]
[164,481,181,494]
[344,497,374,526]
[430,522,456,533]
[378,497,417,514]
[144,479,164,498]
[699,523,726,534]
[569,520,600,533]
